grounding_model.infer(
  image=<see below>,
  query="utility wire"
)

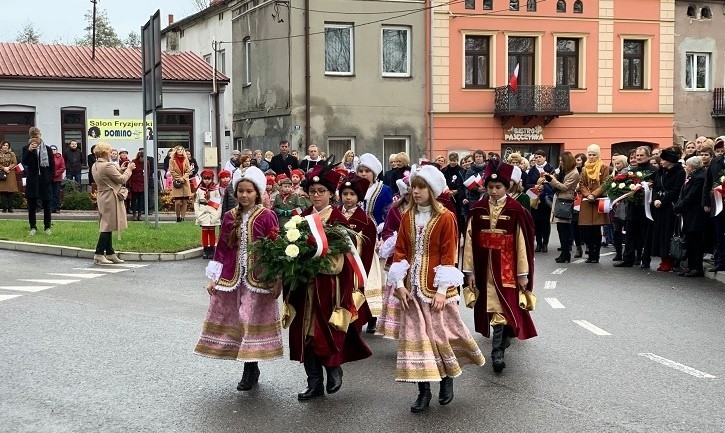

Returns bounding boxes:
[220,0,550,45]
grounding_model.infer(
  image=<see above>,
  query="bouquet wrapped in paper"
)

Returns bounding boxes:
[603,170,653,205]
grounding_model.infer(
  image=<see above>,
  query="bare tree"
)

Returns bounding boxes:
[191,0,209,11]
[15,20,42,44]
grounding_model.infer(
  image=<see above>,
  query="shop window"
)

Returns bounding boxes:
[465,35,491,88]
[527,0,536,11]
[701,7,712,19]
[465,0,475,9]
[685,52,710,91]
[61,109,87,165]
[483,0,493,9]
[556,38,580,88]
[623,39,645,89]
[501,143,561,170]
[325,23,354,76]
[557,0,566,12]
[156,111,194,167]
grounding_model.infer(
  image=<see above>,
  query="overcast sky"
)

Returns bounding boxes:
[0,0,198,44]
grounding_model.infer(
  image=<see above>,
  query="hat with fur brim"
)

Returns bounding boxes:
[410,164,446,198]
[232,166,266,197]
[660,147,680,164]
[358,153,383,177]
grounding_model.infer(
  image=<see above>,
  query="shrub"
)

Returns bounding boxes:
[61,192,94,210]
[61,179,79,194]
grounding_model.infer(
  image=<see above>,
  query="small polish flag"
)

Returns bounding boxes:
[191,175,201,189]
[208,196,221,210]
[14,163,24,173]
[464,174,481,191]
[573,194,582,212]
[525,188,539,200]
[509,63,520,92]
[597,198,612,214]
[291,207,303,216]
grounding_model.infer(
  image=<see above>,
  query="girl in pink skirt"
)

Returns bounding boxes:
[195,166,283,392]
[388,165,485,413]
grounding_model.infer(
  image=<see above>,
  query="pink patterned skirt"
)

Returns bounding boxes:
[376,282,401,339]
[395,287,485,382]
[194,281,283,362]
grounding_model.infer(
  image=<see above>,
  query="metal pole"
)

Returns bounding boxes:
[91,0,98,60]
[428,0,434,159]
[213,40,222,171]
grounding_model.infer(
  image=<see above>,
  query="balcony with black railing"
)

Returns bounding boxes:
[713,88,725,117]
[494,85,573,125]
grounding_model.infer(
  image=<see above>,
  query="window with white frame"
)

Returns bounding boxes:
[686,53,710,91]
[243,38,251,86]
[383,136,409,169]
[218,49,226,74]
[325,23,354,75]
[328,137,356,159]
[622,39,645,89]
[382,26,411,77]
[203,54,212,64]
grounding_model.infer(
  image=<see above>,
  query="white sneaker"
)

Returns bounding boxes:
[29,229,36,236]
[44,229,51,236]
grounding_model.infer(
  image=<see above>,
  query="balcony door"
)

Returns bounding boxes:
[508,37,535,86]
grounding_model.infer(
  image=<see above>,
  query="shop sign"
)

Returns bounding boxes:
[504,126,543,141]
[87,119,154,140]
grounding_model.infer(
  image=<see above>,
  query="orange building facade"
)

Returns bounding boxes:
[429,0,675,162]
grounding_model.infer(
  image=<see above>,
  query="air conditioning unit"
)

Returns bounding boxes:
[203,131,212,143]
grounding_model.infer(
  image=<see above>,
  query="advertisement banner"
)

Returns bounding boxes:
[87,119,154,141]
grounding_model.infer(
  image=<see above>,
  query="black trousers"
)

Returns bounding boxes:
[623,218,653,264]
[572,219,582,247]
[27,199,51,230]
[1,192,13,210]
[685,230,705,272]
[534,219,551,247]
[613,218,625,255]
[556,223,573,252]
[95,232,114,255]
[131,191,145,214]
[580,225,602,260]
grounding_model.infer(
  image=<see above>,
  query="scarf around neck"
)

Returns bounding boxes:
[38,139,49,168]
[584,159,603,180]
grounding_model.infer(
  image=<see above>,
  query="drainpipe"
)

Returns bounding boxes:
[304,0,311,151]
[428,0,434,159]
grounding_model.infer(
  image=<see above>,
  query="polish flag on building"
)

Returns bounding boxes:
[509,63,520,92]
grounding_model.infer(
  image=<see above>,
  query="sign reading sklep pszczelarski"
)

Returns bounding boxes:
[87,119,154,141]
[504,126,544,141]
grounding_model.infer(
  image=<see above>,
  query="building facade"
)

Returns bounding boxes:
[673,0,725,143]
[0,43,227,183]
[432,0,675,162]
[231,0,427,166]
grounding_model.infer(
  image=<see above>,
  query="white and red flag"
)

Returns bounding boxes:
[509,63,520,92]
[464,174,482,191]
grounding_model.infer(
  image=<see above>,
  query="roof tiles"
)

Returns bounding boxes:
[0,42,228,83]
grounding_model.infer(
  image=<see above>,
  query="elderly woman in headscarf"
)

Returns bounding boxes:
[577,144,610,263]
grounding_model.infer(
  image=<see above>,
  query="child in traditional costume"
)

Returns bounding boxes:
[288,163,372,401]
[356,153,394,332]
[462,163,538,374]
[194,169,223,259]
[388,165,485,413]
[195,166,284,392]
[273,174,303,227]
[338,173,377,331]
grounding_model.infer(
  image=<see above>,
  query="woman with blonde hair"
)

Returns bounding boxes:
[91,142,136,264]
[342,150,357,172]
[389,164,484,413]
[577,144,611,263]
[169,146,192,222]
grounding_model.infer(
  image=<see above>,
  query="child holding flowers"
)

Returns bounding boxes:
[195,166,283,393]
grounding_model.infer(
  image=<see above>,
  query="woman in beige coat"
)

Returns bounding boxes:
[0,141,19,212]
[577,144,611,263]
[169,146,192,222]
[91,142,135,265]
[544,151,580,263]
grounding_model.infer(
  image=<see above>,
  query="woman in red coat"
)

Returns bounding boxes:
[128,150,148,221]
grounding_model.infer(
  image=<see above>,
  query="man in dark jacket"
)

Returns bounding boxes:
[525,149,555,252]
[269,140,299,177]
[63,140,83,186]
[441,152,465,235]
[22,134,54,236]
[675,156,707,277]
[702,146,725,272]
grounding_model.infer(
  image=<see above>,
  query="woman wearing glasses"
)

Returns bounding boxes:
[287,163,371,401]
[194,169,223,259]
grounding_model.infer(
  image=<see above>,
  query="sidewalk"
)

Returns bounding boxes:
[0,210,202,261]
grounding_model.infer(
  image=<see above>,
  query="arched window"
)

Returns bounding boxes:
[557,0,566,13]
[573,0,583,13]
[510,0,519,11]
[527,0,536,11]
[687,5,697,17]
[701,6,712,19]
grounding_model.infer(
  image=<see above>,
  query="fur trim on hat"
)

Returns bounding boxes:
[410,164,447,198]
[232,166,266,197]
[358,153,383,177]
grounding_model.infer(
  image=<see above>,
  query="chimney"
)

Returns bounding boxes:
[168,14,174,25]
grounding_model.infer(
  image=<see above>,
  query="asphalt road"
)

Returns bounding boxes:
[1,244,724,433]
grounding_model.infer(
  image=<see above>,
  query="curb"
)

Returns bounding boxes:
[0,240,203,261]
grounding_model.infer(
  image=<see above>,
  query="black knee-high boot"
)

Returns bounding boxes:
[410,382,432,413]
[492,325,511,373]
[298,347,324,401]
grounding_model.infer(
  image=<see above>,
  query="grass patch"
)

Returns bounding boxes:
[0,220,202,253]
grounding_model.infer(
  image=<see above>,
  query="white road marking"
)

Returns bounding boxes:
[544,280,557,290]
[573,320,611,336]
[107,264,148,268]
[552,268,567,274]
[0,286,54,293]
[18,279,80,285]
[600,252,615,257]
[573,259,586,264]
[639,353,717,379]
[47,273,103,279]
[74,268,129,273]
[0,294,22,302]
[545,297,566,309]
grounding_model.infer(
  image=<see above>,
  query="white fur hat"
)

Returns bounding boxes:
[396,178,409,196]
[358,153,383,177]
[410,164,446,198]
[511,165,522,184]
[232,166,266,197]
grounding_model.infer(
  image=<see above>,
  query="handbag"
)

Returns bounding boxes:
[328,280,352,332]
[173,179,184,189]
[0,170,6,181]
[462,285,479,309]
[553,197,574,219]
[669,216,687,261]
[518,290,537,311]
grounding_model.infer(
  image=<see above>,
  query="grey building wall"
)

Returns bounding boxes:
[674,1,725,142]
[232,0,426,163]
